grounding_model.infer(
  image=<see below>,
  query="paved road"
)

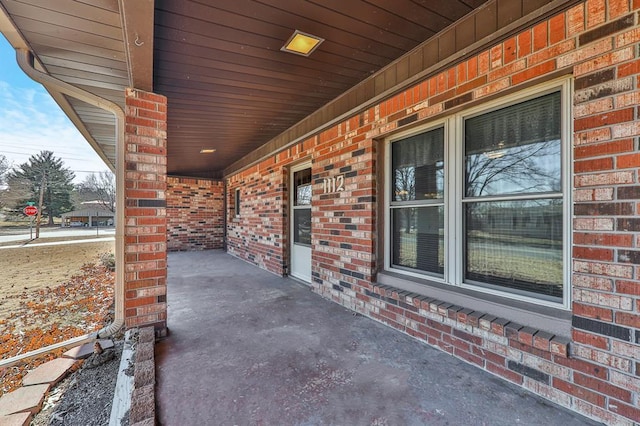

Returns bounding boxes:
[0,236,115,250]
[0,227,115,244]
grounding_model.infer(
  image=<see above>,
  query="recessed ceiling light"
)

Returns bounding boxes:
[200,149,216,154]
[281,30,324,57]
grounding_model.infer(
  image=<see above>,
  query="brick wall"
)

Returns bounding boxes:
[226,2,640,424]
[227,160,288,274]
[124,88,168,332]
[166,176,224,251]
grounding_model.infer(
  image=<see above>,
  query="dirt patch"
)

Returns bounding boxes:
[0,240,115,394]
[0,241,114,320]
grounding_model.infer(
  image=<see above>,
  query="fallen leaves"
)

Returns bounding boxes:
[0,263,114,395]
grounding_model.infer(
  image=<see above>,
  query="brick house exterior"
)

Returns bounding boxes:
[3,0,638,424]
[220,4,640,424]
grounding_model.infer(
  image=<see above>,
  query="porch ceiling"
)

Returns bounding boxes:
[0,0,572,179]
[153,0,486,178]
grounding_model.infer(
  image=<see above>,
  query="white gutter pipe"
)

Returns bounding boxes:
[0,49,126,369]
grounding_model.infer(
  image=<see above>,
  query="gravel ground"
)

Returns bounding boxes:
[31,339,125,426]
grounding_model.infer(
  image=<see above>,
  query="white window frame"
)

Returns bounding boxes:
[384,119,450,284]
[384,78,572,310]
[291,161,313,248]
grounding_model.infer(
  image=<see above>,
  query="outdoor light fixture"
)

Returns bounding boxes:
[281,30,324,56]
[199,149,216,154]
[483,141,505,159]
[483,150,505,159]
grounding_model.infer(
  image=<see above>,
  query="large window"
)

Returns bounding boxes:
[390,127,445,277]
[386,82,569,306]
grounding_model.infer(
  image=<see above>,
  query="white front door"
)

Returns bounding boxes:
[290,163,312,282]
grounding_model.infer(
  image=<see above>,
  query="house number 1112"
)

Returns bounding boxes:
[323,175,344,194]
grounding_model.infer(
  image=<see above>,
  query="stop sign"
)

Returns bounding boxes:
[23,205,38,216]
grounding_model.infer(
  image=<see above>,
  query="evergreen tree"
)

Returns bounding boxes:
[6,151,75,226]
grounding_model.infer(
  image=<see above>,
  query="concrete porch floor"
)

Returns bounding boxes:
[156,251,596,425]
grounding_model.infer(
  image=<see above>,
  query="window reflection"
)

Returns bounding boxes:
[293,167,312,245]
[392,128,444,202]
[294,168,312,206]
[392,206,444,276]
[465,92,561,197]
[465,199,563,299]
[297,184,312,206]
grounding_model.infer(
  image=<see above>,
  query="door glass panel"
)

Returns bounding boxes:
[294,209,311,245]
[293,167,312,246]
[294,168,312,206]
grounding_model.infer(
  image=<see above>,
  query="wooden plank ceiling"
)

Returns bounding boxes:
[0,0,126,168]
[153,0,486,178]
[1,0,494,178]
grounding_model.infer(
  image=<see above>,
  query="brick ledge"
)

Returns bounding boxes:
[367,283,571,358]
[129,327,156,426]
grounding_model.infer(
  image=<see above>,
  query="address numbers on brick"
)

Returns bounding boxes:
[322,175,344,194]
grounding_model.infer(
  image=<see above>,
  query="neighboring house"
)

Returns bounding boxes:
[61,207,114,227]
[1,1,638,423]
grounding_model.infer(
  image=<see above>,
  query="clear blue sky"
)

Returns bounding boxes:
[0,35,110,183]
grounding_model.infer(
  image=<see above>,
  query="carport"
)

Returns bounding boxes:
[61,208,114,227]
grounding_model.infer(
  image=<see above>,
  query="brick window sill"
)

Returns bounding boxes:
[376,271,572,357]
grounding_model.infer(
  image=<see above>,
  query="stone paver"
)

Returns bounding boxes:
[63,339,114,360]
[22,358,76,387]
[129,385,155,425]
[0,384,49,416]
[0,412,32,426]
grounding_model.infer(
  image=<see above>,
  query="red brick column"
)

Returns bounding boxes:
[123,88,168,332]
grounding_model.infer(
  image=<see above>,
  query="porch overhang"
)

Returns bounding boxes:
[0,0,580,180]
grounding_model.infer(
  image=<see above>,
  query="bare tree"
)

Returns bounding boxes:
[77,171,116,212]
[1,177,30,210]
[0,154,8,185]
[465,139,560,198]
[394,166,415,201]
[0,155,11,210]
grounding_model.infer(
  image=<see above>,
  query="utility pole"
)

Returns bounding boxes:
[35,172,46,239]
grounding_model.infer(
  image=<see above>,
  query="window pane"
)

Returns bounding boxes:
[294,168,312,206]
[392,127,444,202]
[465,199,563,299]
[297,184,311,206]
[294,209,311,245]
[465,92,561,197]
[392,206,444,276]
